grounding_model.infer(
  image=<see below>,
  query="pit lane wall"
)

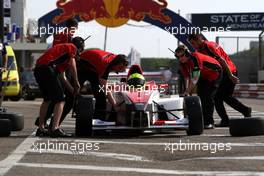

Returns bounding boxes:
[233,84,264,99]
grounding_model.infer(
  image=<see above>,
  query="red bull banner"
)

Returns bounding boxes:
[52,0,172,27]
[38,0,200,49]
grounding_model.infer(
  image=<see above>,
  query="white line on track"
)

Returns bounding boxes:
[202,134,229,137]
[15,162,264,176]
[180,156,264,161]
[0,132,38,176]
[37,139,264,147]
[30,150,151,162]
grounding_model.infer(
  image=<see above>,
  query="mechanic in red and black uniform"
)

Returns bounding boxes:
[188,34,252,127]
[175,45,222,129]
[34,18,79,128]
[48,18,78,125]
[78,49,128,120]
[34,37,84,137]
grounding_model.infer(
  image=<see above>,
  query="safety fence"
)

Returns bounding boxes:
[233,84,264,99]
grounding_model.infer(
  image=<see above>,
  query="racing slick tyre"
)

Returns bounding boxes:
[0,119,11,137]
[0,112,24,131]
[75,95,95,137]
[184,96,204,135]
[229,117,264,136]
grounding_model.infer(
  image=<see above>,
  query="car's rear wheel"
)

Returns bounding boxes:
[184,96,204,135]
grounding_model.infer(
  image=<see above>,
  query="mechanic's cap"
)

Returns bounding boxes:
[71,37,85,53]
[127,73,145,88]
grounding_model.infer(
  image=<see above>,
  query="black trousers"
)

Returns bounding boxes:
[36,86,74,127]
[38,70,74,127]
[197,72,222,125]
[214,72,249,122]
[178,73,186,94]
[48,89,74,126]
[78,61,107,120]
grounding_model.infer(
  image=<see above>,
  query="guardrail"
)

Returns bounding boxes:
[233,84,264,99]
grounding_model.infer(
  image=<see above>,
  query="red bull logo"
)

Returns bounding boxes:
[53,0,110,24]
[53,0,172,27]
[115,0,171,24]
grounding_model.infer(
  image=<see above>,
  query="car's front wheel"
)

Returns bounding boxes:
[184,96,204,135]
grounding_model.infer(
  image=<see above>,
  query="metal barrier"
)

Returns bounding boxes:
[233,84,264,99]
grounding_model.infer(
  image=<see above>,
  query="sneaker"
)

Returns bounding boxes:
[50,128,72,138]
[204,124,214,129]
[215,120,229,127]
[36,128,49,137]
[243,107,252,117]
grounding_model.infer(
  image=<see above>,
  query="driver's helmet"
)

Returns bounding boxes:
[127,73,145,88]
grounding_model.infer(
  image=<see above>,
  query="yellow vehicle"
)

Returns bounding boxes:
[1,45,21,101]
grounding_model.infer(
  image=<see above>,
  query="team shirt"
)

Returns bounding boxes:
[180,52,222,82]
[199,41,237,74]
[53,29,73,46]
[36,43,77,73]
[80,49,117,80]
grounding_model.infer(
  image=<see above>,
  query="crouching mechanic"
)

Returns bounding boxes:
[175,45,222,129]
[34,18,79,128]
[34,37,84,137]
[188,34,252,127]
[78,49,128,120]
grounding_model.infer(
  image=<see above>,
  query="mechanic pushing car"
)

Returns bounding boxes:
[35,18,79,128]
[175,45,222,129]
[187,34,252,127]
[50,18,79,123]
[34,37,84,138]
[78,49,128,121]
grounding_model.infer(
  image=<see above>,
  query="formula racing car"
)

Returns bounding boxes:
[75,65,204,137]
